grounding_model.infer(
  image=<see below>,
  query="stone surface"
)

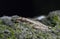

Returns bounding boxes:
[0,15,60,39]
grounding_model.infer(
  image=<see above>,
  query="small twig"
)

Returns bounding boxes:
[16,17,51,31]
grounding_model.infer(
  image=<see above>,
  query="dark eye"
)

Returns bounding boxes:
[4,30,10,34]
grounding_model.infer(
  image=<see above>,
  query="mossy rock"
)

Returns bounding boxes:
[0,15,60,39]
[39,10,60,27]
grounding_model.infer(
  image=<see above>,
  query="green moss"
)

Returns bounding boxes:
[0,16,60,39]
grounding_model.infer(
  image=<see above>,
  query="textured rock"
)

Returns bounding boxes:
[0,15,60,39]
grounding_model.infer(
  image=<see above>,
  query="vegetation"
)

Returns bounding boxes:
[0,10,60,39]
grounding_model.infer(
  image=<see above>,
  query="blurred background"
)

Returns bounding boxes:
[0,0,60,17]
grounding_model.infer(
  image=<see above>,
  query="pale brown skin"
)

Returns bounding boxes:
[16,17,51,31]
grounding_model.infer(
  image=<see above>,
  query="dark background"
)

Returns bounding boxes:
[0,0,60,17]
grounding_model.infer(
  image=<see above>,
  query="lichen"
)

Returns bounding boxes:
[0,15,60,39]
